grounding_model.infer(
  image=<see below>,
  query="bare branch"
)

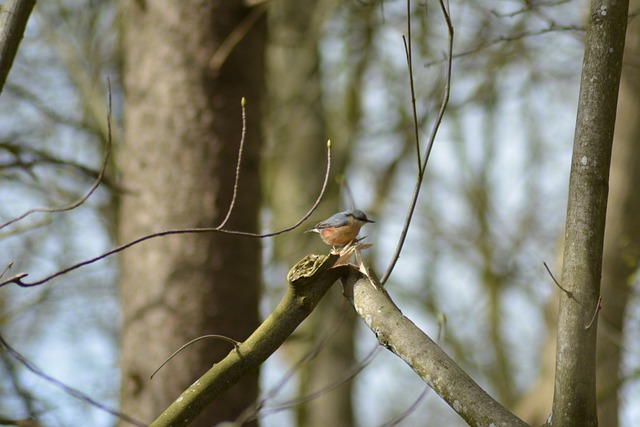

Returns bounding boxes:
[378,385,430,427]
[209,3,267,72]
[227,310,376,424]
[490,0,575,18]
[0,261,13,279]
[243,306,357,418]
[0,140,123,191]
[148,253,346,427]
[0,333,145,427]
[341,268,528,426]
[0,139,332,288]
[151,335,241,380]
[543,261,572,297]
[402,0,421,169]
[0,343,40,423]
[0,79,113,231]
[424,24,584,68]
[381,0,453,285]
[585,296,602,330]
[246,345,380,423]
[217,97,248,229]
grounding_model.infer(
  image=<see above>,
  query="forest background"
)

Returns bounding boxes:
[1,0,639,426]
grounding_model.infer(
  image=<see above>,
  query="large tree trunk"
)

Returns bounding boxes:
[117,2,264,426]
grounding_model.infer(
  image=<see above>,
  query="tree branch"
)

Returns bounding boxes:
[149,253,347,427]
[381,0,453,285]
[340,269,529,427]
[0,333,144,427]
[0,140,332,288]
[552,0,629,425]
[0,79,113,232]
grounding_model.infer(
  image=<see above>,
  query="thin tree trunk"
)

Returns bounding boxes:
[596,2,640,423]
[552,0,628,425]
[118,2,264,426]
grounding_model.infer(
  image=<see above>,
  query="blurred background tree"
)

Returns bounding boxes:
[0,0,638,426]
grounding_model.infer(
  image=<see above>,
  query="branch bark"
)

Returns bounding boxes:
[151,253,534,427]
[0,0,35,95]
[552,0,629,425]
[341,269,529,427]
[149,254,347,427]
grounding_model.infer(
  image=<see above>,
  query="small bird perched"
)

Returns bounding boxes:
[306,209,375,247]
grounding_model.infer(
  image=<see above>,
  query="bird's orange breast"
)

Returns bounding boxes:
[318,224,361,246]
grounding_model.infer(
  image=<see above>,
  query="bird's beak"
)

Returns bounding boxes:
[365,218,375,223]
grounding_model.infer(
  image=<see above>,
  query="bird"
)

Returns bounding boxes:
[305,209,375,248]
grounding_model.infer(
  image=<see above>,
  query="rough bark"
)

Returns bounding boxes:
[118,2,264,426]
[552,0,628,425]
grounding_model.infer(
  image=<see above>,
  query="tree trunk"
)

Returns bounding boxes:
[117,2,264,426]
[596,1,640,423]
[552,0,628,425]
[0,0,36,94]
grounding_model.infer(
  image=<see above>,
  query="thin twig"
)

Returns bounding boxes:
[543,261,572,297]
[437,312,447,344]
[0,342,40,422]
[232,307,356,423]
[378,385,431,427]
[0,79,113,231]
[403,0,421,168]
[249,344,381,421]
[420,0,453,180]
[341,177,356,210]
[0,333,145,427]
[150,335,240,380]
[424,24,583,68]
[0,140,332,288]
[0,141,123,191]
[490,0,574,18]
[585,296,602,330]
[0,261,13,279]
[0,218,52,240]
[217,97,247,229]
[380,0,453,286]
[209,3,267,72]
